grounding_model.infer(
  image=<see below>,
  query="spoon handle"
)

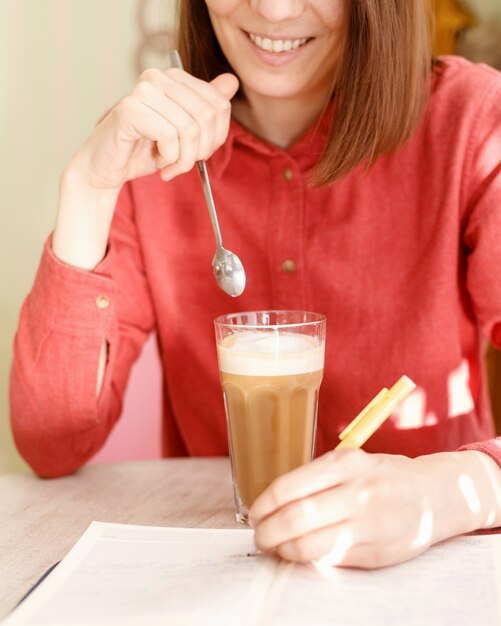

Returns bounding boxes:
[196,161,224,248]
[169,50,224,248]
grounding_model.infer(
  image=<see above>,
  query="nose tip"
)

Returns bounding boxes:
[249,0,304,22]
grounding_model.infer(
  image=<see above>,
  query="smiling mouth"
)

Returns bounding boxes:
[246,32,313,53]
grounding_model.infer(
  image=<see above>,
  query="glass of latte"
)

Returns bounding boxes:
[215,311,326,524]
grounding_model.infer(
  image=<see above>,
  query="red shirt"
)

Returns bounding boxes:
[10,56,501,477]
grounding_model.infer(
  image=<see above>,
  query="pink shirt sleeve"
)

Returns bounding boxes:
[459,440,501,466]
[460,68,501,467]
[10,182,155,477]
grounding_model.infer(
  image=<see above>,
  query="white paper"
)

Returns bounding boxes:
[261,534,501,626]
[2,523,277,626]
[3,523,501,626]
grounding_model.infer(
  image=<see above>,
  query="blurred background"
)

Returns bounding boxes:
[0,0,500,474]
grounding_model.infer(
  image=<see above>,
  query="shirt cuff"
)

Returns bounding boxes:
[458,439,501,468]
[28,235,117,334]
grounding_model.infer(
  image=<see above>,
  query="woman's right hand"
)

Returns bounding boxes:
[53,68,239,269]
[70,67,239,190]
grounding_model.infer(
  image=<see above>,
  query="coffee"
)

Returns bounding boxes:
[217,331,324,512]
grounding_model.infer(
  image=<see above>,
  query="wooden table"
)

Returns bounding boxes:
[0,458,240,620]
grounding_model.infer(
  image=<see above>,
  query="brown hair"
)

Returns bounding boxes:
[177,1,432,185]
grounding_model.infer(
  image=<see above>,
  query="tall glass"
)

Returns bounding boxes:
[215,311,326,524]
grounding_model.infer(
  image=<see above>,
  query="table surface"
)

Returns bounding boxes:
[0,457,240,620]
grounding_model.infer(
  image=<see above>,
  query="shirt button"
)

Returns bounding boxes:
[282,259,296,274]
[282,167,293,182]
[96,294,110,309]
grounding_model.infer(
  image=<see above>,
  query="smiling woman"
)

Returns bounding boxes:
[8,0,501,569]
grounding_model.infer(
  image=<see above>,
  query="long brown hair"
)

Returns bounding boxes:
[177,1,432,185]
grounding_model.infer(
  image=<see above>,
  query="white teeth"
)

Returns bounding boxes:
[249,33,309,53]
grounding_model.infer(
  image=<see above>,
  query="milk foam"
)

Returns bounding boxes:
[218,331,324,376]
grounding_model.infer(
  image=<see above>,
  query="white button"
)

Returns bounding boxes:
[282,167,293,181]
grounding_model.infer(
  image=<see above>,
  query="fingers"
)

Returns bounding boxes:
[209,73,240,100]
[275,521,367,565]
[138,71,214,156]
[141,85,201,177]
[169,69,239,103]
[275,521,420,569]
[132,68,237,180]
[250,449,369,527]
[254,482,358,553]
[114,96,180,166]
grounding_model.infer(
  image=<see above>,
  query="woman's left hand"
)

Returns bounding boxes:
[249,448,496,569]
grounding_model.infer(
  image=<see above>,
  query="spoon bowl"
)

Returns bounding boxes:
[213,247,246,297]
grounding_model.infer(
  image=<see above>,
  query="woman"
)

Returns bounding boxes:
[10,1,501,568]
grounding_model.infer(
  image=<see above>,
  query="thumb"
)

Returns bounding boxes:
[210,73,239,100]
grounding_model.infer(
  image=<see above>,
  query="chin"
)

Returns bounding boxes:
[241,78,310,100]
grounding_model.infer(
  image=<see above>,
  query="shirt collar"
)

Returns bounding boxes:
[209,99,335,178]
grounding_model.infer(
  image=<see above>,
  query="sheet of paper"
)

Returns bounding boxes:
[261,534,501,626]
[3,522,278,626]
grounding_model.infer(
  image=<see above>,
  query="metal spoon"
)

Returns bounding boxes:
[169,50,246,297]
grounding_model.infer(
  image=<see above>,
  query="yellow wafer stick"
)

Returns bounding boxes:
[336,376,416,450]
[338,387,389,441]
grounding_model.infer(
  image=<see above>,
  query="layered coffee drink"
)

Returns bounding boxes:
[215,316,326,524]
